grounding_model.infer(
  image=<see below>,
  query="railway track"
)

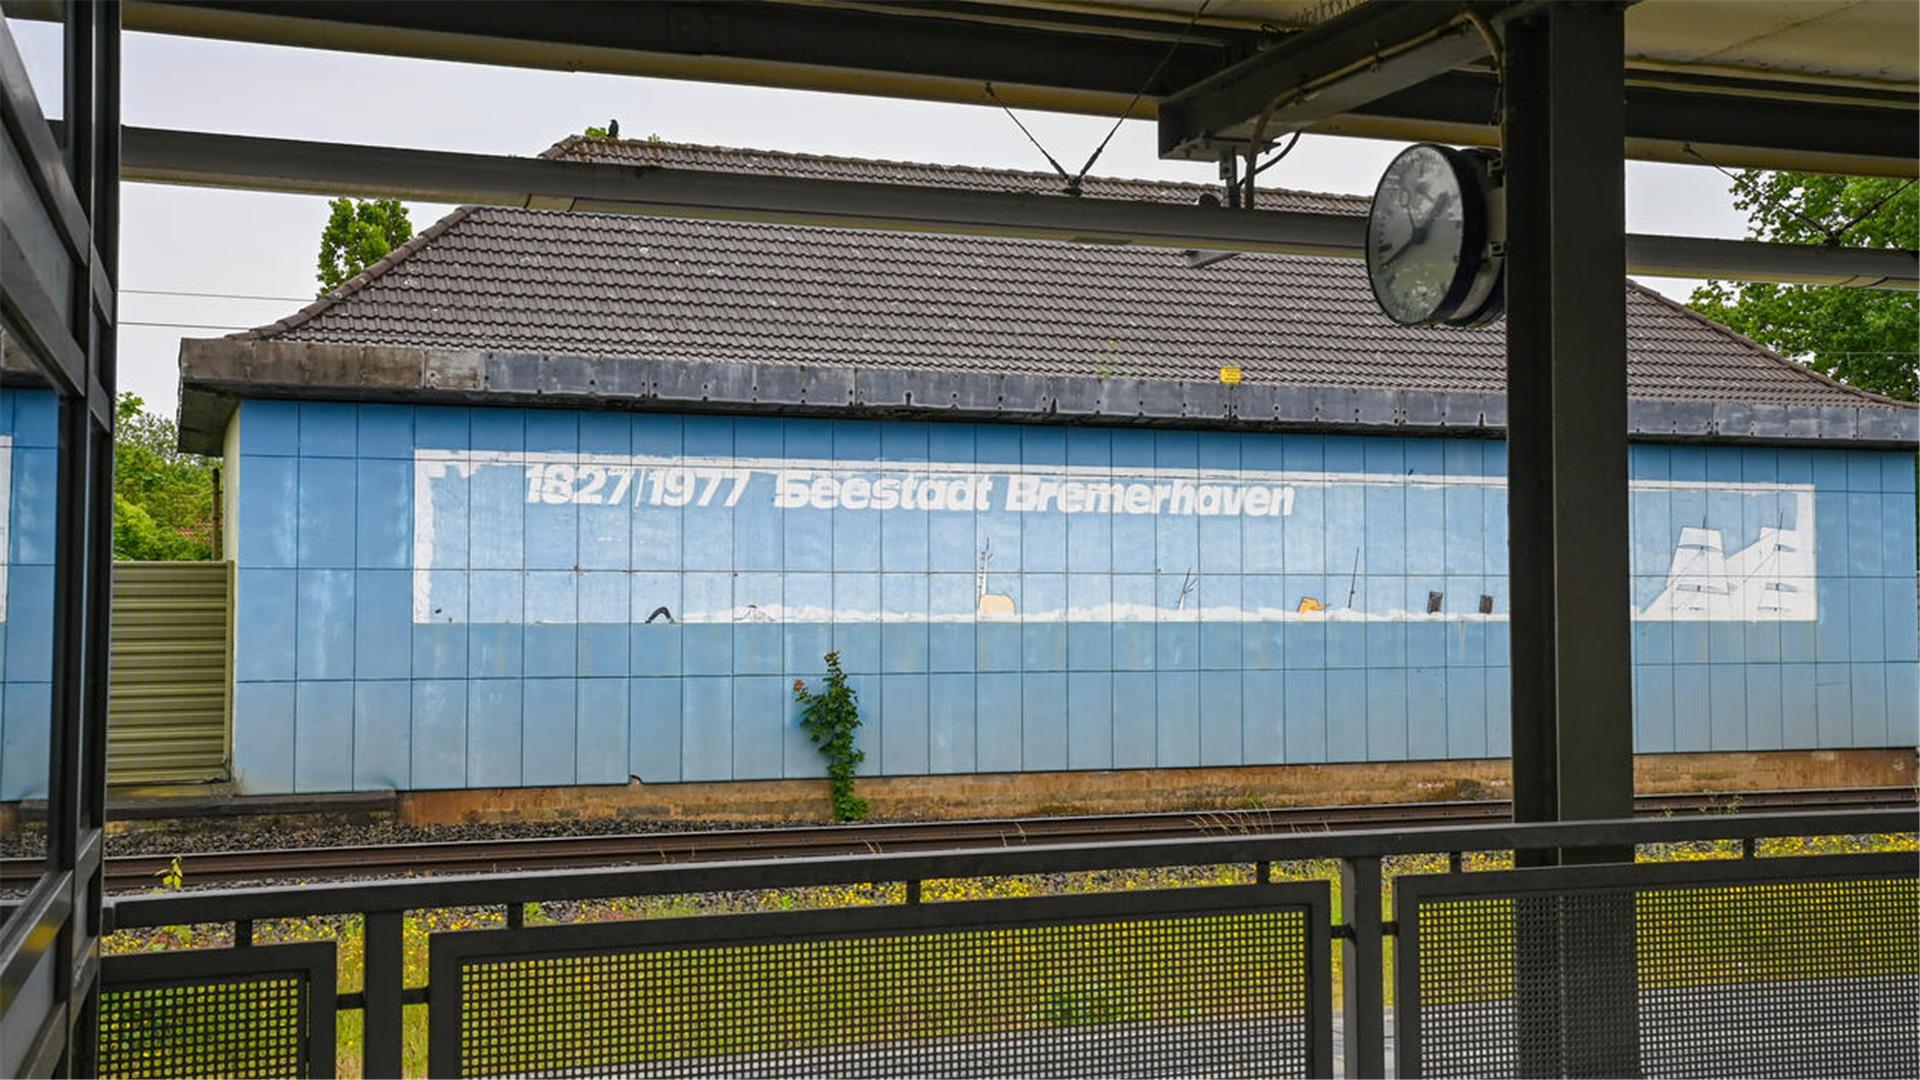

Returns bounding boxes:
[9,786,1912,891]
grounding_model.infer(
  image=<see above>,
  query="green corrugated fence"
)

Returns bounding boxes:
[107,560,231,786]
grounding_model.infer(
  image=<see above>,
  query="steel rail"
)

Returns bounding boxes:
[100,805,1918,929]
[8,786,1908,891]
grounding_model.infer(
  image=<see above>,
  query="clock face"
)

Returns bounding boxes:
[1367,145,1472,326]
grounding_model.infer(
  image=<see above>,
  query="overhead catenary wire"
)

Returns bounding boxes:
[122,320,252,330]
[1682,144,1917,247]
[986,0,1213,195]
[982,82,1075,189]
[122,287,311,302]
[1072,0,1213,188]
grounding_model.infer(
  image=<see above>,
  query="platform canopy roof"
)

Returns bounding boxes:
[1123,0,1920,84]
[175,138,1915,455]
[109,0,1920,177]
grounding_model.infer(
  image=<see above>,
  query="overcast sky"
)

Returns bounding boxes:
[8,20,1754,418]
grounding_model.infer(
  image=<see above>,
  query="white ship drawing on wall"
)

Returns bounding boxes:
[1637,485,1816,622]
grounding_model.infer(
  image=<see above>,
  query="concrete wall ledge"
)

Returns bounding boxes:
[382,748,1915,826]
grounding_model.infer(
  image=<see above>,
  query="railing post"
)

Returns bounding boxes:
[363,909,405,1079]
[1340,855,1386,1079]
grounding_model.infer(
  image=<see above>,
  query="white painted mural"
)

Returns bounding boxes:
[411,448,1819,626]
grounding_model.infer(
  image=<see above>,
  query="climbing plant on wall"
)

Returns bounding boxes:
[794,652,869,822]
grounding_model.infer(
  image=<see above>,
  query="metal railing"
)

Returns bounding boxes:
[99,808,1917,1078]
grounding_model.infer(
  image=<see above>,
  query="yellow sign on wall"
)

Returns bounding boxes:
[1219,366,1243,384]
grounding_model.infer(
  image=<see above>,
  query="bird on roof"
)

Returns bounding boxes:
[608,118,620,139]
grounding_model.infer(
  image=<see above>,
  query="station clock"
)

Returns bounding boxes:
[1365,143,1506,327]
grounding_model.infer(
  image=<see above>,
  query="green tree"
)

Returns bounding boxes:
[315,197,414,295]
[114,394,216,561]
[1688,172,1917,402]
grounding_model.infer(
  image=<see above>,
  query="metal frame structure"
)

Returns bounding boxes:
[87,809,1917,1079]
[1501,4,1635,839]
[0,1,1916,1075]
[20,1,1916,176]
[1157,1,1534,159]
[97,941,337,1079]
[0,5,117,1077]
[428,884,1334,1078]
[99,123,1920,289]
[1394,851,1920,1079]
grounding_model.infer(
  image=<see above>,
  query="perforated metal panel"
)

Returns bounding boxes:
[430,885,1330,1078]
[98,942,336,1079]
[1396,853,1920,1079]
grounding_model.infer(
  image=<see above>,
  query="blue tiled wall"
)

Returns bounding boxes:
[224,400,1920,794]
[0,389,61,800]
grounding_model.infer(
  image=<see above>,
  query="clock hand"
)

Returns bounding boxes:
[1377,238,1416,270]
[1377,188,1458,269]
[1374,198,1421,267]
[1406,190,1454,243]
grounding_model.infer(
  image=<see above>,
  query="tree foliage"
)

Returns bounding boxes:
[1688,172,1917,402]
[315,197,414,295]
[114,394,216,561]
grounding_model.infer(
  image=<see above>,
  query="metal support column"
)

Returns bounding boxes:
[362,910,405,1079]
[1502,7,1640,1076]
[1339,856,1386,1078]
[1502,3,1635,842]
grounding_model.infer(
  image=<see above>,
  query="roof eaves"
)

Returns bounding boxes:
[175,339,1920,456]
[1626,278,1915,410]
[233,204,486,342]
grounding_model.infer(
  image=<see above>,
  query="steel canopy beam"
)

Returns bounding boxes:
[112,125,1920,289]
[103,0,1238,118]
[1328,71,1920,178]
[10,1,1915,175]
[1158,1,1529,159]
[1624,235,1917,289]
[43,0,1906,177]
[117,125,1365,258]
[1191,234,1919,289]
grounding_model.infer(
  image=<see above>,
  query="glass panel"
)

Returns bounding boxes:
[0,123,74,327]
[0,370,60,930]
[1,14,63,122]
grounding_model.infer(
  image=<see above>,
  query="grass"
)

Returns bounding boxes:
[104,831,1916,1077]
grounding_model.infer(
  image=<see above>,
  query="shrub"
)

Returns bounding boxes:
[793,652,868,822]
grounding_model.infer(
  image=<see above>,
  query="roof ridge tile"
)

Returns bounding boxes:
[540,134,1368,211]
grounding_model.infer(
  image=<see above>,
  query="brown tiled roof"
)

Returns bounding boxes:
[234,138,1900,410]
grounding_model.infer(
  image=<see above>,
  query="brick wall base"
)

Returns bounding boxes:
[395,748,1916,826]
